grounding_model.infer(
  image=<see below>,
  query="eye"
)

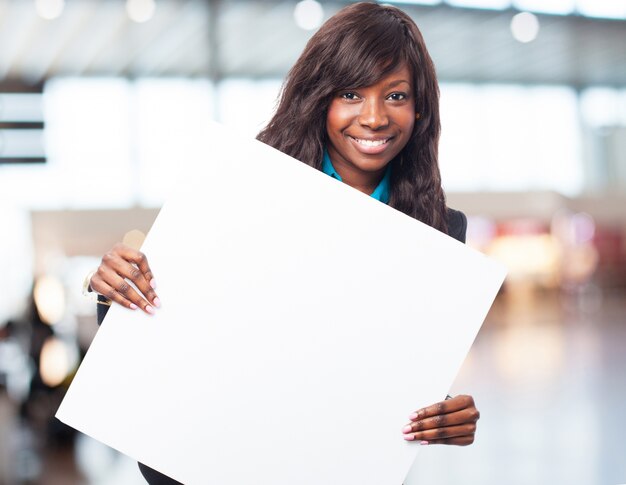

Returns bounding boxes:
[339,92,360,101]
[387,92,408,101]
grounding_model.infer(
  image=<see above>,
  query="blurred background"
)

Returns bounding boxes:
[0,0,624,483]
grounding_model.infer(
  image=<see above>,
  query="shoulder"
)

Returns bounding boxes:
[446,208,467,244]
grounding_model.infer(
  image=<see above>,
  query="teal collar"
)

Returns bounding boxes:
[322,150,391,204]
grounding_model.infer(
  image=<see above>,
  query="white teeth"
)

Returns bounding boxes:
[353,137,388,147]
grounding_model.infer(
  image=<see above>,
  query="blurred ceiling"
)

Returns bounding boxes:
[0,0,624,88]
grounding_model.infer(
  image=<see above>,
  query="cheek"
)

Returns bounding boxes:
[397,108,416,137]
[326,102,354,134]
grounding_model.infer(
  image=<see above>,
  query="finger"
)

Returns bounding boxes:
[426,435,475,446]
[104,268,157,315]
[403,407,480,433]
[89,271,115,298]
[90,277,141,312]
[106,253,159,307]
[113,243,156,289]
[96,268,154,315]
[403,423,477,442]
[101,245,159,306]
[409,395,475,421]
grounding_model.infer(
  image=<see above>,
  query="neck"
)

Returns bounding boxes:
[330,160,386,196]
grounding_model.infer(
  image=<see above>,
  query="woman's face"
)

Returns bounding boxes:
[325,64,415,192]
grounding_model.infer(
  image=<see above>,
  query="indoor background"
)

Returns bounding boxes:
[0,0,625,484]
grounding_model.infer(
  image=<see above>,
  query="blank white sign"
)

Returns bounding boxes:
[57,122,506,484]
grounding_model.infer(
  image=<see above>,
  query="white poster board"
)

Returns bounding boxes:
[57,122,506,484]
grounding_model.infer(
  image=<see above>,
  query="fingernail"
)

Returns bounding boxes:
[402,425,412,434]
[420,441,429,446]
[145,305,155,315]
[130,303,138,310]
[404,434,415,441]
[409,413,418,420]
[153,297,161,308]
[150,279,157,289]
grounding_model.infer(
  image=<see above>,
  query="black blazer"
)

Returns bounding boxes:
[96,208,467,484]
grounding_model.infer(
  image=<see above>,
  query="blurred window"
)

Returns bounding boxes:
[580,88,626,128]
[0,78,134,209]
[0,78,595,209]
[579,87,626,191]
[439,83,583,195]
[0,207,33,324]
[217,78,282,138]
[134,78,215,207]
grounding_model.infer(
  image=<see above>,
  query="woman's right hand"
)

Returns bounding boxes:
[89,243,160,315]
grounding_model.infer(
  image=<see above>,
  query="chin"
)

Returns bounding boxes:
[351,155,393,172]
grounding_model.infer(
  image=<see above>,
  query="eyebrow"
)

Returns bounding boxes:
[386,79,411,89]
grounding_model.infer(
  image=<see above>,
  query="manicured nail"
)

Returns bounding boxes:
[145,305,155,315]
[150,278,157,289]
[153,297,161,308]
[404,434,415,441]
[420,441,429,446]
[130,303,138,310]
[408,413,418,420]
[402,425,412,434]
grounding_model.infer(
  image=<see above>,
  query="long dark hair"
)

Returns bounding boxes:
[257,2,448,233]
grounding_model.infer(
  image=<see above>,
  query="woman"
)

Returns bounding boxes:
[89,3,479,483]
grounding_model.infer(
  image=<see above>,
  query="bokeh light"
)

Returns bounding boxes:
[33,275,65,325]
[510,11,540,43]
[34,0,65,20]
[126,0,156,23]
[293,0,324,31]
[39,336,71,387]
[123,229,147,250]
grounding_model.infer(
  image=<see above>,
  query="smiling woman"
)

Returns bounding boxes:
[257,2,448,233]
[88,2,479,484]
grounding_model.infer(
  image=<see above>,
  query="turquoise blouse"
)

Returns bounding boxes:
[321,150,391,204]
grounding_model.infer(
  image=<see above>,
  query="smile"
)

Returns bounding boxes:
[349,136,390,147]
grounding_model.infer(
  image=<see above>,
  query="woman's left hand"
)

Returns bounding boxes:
[402,394,480,446]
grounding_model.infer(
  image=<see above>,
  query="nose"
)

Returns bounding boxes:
[357,98,389,130]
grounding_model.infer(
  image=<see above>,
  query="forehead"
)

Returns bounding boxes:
[359,63,412,89]
[381,64,412,83]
